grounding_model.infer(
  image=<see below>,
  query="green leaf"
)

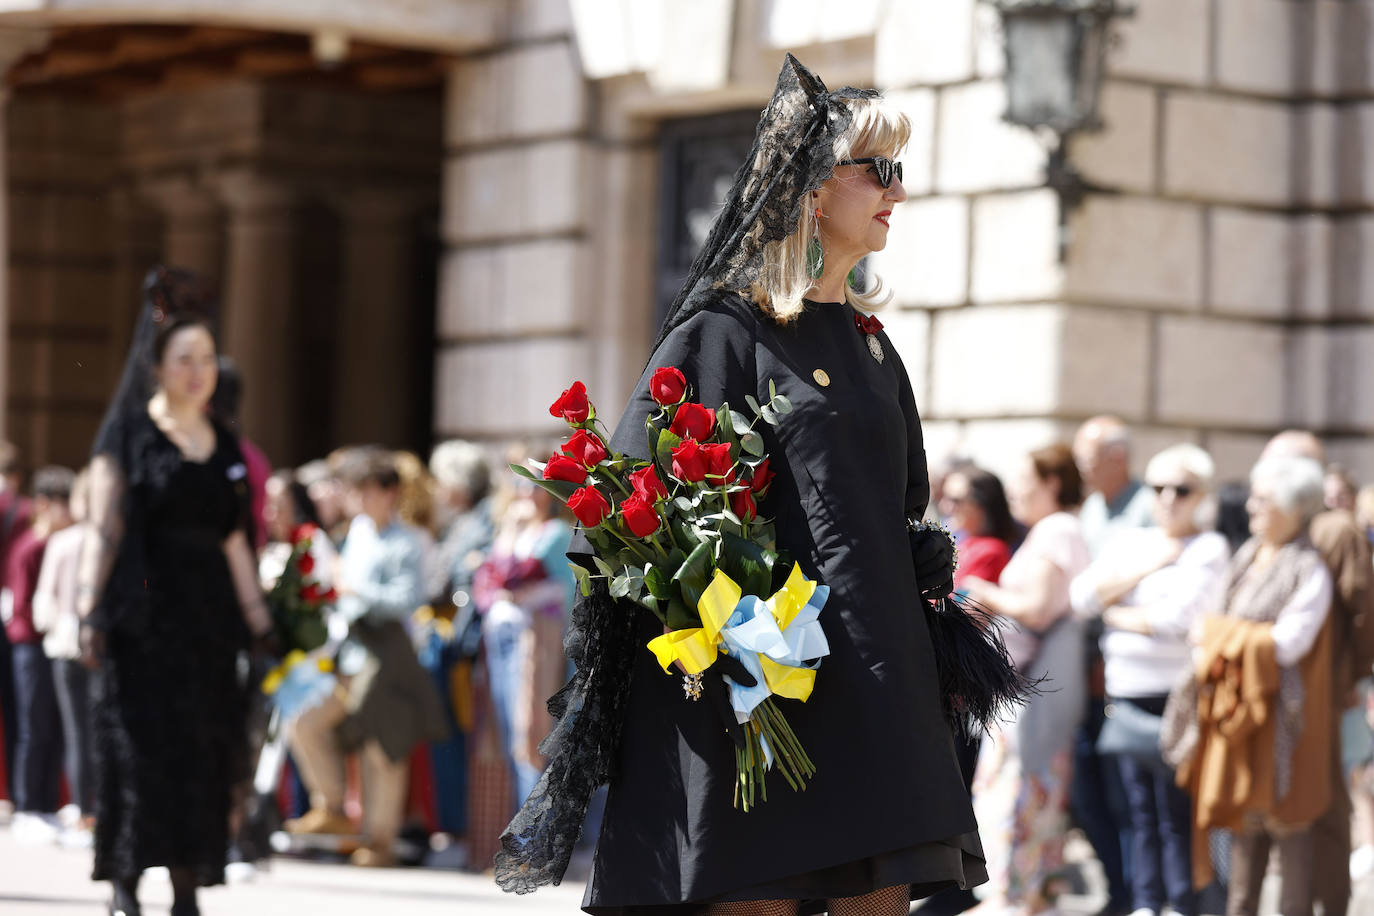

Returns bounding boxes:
[740,431,764,457]
[644,564,673,600]
[654,426,683,483]
[673,496,694,512]
[592,555,615,578]
[718,531,774,598]
[665,597,697,630]
[768,378,777,399]
[745,394,762,416]
[730,410,753,436]
[672,541,713,610]
[609,574,632,599]
[572,564,593,597]
[772,395,793,414]
[760,405,778,426]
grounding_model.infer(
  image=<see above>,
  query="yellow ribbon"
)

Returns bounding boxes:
[646,564,822,706]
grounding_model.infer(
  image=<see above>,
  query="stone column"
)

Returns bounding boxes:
[140,176,224,283]
[216,170,295,463]
[332,190,426,448]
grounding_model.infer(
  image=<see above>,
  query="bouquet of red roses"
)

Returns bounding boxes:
[261,524,337,697]
[520,368,831,809]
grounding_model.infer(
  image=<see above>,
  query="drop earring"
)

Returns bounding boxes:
[806,207,824,280]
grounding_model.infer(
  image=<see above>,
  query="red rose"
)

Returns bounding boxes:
[702,443,736,484]
[543,454,586,483]
[562,429,608,467]
[323,588,338,603]
[296,552,316,576]
[649,367,687,406]
[549,381,591,424]
[629,465,669,502]
[669,402,716,441]
[620,494,662,538]
[750,457,775,494]
[302,582,324,602]
[567,485,612,527]
[291,523,319,545]
[731,490,758,522]
[671,439,709,483]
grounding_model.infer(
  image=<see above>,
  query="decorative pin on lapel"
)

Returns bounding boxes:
[855,312,885,364]
[813,369,831,387]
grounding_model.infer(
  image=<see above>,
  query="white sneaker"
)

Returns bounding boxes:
[1351,844,1374,880]
[12,811,60,845]
[56,803,82,830]
[225,860,258,884]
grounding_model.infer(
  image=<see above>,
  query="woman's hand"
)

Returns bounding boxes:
[79,621,105,671]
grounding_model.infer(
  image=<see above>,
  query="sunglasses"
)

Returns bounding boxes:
[836,156,903,189]
[1151,483,1195,499]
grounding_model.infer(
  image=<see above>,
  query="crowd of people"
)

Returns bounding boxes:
[0,271,582,915]
[1,305,1373,916]
[920,418,1374,916]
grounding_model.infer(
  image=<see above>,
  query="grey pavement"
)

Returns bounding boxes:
[0,824,588,915]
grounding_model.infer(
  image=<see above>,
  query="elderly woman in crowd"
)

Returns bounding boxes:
[1162,455,1333,916]
[1070,444,1230,916]
[961,444,1091,916]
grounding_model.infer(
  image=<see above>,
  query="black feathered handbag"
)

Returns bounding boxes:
[909,521,1035,740]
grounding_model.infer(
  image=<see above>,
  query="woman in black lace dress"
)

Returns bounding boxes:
[77,269,274,916]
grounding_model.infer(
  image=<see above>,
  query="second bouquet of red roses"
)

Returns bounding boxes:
[520,369,831,810]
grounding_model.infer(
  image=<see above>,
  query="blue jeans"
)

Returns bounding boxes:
[1119,753,1194,915]
[1072,697,1133,909]
[11,643,60,813]
[483,618,541,809]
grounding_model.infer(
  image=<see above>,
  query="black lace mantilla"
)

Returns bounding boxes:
[494,54,877,894]
[650,54,876,356]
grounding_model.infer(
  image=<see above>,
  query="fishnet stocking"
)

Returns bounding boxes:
[825,884,911,916]
[705,884,911,916]
[706,900,799,916]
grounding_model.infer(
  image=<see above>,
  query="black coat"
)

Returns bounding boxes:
[582,292,985,913]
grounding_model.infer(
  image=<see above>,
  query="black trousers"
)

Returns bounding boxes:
[51,658,92,814]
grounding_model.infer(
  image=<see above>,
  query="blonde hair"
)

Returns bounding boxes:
[394,450,437,534]
[746,96,911,323]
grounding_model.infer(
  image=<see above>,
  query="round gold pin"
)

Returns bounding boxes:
[813,369,830,387]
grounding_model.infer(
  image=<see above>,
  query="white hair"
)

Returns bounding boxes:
[1250,455,1325,521]
[429,439,491,501]
[1145,443,1215,491]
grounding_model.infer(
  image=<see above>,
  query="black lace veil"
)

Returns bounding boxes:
[495,54,876,894]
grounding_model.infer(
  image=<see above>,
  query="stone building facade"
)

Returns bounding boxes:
[0,0,1368,485]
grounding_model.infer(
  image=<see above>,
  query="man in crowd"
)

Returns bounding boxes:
[4,466,74,842]
[0,440,31,804]
[1070,416,1155,916]
[1261,430,1374,916]
[285,449,444,866]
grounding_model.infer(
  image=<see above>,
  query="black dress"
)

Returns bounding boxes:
[91,410,252,887]
[582,292,986,914]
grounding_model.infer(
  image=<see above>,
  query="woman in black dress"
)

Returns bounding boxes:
[77,269,274,916]
[497,56,993,916]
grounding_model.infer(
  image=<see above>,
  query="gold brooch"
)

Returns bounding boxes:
[813,369,830,387]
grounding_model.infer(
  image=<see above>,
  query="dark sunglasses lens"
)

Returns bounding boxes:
[874,158,893,187]
[1152,484,1194,498]
[1175,485,1193,498]
[893,160,903,185]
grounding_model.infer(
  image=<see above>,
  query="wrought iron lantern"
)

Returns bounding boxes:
[988,0,1133,258]
[991,0,1133,136]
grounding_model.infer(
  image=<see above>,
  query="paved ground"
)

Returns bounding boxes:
[5,822,1372,915]
[0,825,588,915]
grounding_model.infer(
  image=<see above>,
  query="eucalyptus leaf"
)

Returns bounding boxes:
[768,378,777,399]
[609,574,632,599]
[773,395,793,414]
[740,431,764,457]
[745,394,762,416]
[760,405,777,426]
[674,496,695,512]
[730,410,753,436]
[592,556,615,578]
